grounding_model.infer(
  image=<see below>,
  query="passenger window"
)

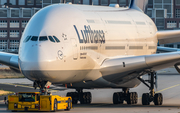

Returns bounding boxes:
[53,36,60,43]
[39,36,48,41]
[31,36,38,41]
[24,36,31,42]
[48,36,55,42]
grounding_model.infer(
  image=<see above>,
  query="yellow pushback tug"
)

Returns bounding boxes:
[7,92,72,112]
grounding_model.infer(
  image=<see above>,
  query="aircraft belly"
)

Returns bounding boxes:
[58,77,141,89]
[23,68,141,89]
[23,69,92,83]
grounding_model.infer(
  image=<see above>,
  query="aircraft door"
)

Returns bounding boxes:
[71,38,78,60]
[128,13,148,55]
[97,44,101,59]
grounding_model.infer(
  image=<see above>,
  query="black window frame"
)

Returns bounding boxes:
[23,35,31,42]
[39,36,48,41]
[31,36,38,41]
[23,36,29,42]
[48,36,55,42]
[53,36,60,42]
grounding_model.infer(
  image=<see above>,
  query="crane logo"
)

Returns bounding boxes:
[58,50,63,60]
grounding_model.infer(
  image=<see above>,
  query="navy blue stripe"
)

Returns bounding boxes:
[73,25,83,43]
[57,101,61,103]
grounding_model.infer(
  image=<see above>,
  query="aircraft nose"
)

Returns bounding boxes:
[20,43,49,71]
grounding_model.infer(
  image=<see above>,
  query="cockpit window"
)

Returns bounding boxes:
[23,36,29,42]
[31,36,38,41]
[48,36,55,42]
[24,36,31,42]
[39,36,48,41]
[53,36,60,43]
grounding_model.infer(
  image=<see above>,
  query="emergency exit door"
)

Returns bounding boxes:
[71,39,78,60]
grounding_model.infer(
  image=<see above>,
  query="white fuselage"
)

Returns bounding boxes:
[18,4,157,89]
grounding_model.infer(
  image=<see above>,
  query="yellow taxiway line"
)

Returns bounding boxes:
[155,84,180,93]
[138,84,180,99]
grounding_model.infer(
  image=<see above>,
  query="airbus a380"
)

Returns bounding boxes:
[2,0,180,106]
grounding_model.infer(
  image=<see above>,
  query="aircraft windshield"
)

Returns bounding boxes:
[48,36,55,42]
[31,36,38,41]
[53,36,60,42]
[23,36,31,42]
[19,93,36,102]
[39,36,48,41]
[24,35,60,43]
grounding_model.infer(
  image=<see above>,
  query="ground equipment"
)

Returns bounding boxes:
[7,92,72,112]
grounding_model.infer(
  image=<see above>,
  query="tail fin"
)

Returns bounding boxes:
[129,0,149,13]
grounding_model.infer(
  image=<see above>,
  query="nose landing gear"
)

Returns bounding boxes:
[138,72,163,105]
[33,81,52,95]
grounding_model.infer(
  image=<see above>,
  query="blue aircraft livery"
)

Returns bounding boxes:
[74,25,105,44]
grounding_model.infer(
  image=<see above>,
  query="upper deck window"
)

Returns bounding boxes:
[48,36,55,42]
[39,36,48,41]
[31,36,38,41]
[53,36,60,43]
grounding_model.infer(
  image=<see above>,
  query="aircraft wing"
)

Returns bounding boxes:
[100,52,180,83]
[157,46,180,52]
[157,30,180,44]
[0,52,19,70]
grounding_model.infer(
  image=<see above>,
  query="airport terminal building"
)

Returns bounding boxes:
[0,0,179,53]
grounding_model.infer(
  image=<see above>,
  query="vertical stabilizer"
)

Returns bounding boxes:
[129,0,149,13]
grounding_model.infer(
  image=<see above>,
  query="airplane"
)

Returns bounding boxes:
[1,0,180,106]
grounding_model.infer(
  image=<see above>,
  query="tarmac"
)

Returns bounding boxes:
[0,75,180,113]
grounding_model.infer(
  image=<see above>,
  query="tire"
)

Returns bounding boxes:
[133,92,138,104]
[131,92,135,104]
[80,93,86,104]
[127,93,133,105]
[65,98,71,111]
[53,99,57,112]
[142,93,150,105]
[72,92,78,104]
[66,92,72,97]
[154,93,163,105]
[118,92,124,104]
[159,93,163,105]
[86,92,92,104]
[80,97,84,104]
[84,93,88,104]
[67,92,78,104]
[113,92,119,104]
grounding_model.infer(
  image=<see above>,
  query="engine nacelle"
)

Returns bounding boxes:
[9,67,21,73]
